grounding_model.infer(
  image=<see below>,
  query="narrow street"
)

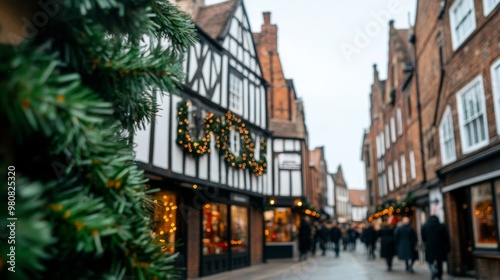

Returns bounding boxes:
[195,241,473,280]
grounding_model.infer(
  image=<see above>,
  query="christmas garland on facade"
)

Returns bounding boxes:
[176,101,267,176]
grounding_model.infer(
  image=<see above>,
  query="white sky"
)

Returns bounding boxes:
[206,0,417,189]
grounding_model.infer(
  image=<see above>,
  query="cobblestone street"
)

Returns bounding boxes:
[196,242,474,280]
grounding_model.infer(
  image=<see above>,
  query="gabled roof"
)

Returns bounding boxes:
[349,189,367,207]
[194,0,238,40]
[332,165,346,187]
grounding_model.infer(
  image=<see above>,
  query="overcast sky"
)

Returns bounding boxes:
[206,0,417,189]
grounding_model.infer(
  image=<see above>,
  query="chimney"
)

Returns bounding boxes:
[389,19,395,29]
[171,0,205,18]
[263,12,271,25]
[373,64,379,82]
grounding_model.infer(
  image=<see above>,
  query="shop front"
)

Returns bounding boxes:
[440,153,500,279]
[200,195,252,276]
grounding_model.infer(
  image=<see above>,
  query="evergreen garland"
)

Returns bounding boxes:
[0,0,196,279]
[176,101,267,176]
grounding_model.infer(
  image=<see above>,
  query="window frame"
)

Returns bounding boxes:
[456,75,489,154]
[390,117,396,143]
[470,183,498,249]
[400,154,407,185]
[385,124,390,149]
[409,150,416,180]
[228,71,244,114]
[449,0,477,50]
[483,0,500,16]
[387,165,394,191]
[397,108,403,136]
[439,106,457,165]
[394,160,400,188]
[491,59,500,135]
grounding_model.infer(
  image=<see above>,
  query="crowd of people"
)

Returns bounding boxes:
[298,215,450,280]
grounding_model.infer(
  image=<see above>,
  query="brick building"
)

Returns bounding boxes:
[254,12,321,258]
[414,0,500,278]
[364,20,427,226]
[363,0,500,278]
[349,189,368,222]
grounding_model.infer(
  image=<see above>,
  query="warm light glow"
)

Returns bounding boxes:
[193,184,198,189]
[269,199,275,205]
[265,229,269,236]
[297,201,303,207]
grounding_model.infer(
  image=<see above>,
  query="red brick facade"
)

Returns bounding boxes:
[186,207,201,279]
[362,0,500,277]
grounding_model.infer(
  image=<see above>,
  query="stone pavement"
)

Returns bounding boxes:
[195,242,475,280]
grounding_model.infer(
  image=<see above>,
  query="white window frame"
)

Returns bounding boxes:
[410,150,416,179]
[439,106,457,165]
[390,117,396,143]
[397,108,403,136]
[229,72,243,114]
[380,132,386,155]
[401,154,407,184]
[388,165,394,191]
[483,0,499,16]
[449,0,476,50]
[456,75,489,154]
[491,59,500,135]
[385,124,390,149]
[394,160,400,188]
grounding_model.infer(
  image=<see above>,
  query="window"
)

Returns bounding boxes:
[264,208,297,243]
[380,132,386,155]
[450,0,476,50]
[394,160,400,188]
[390,117,396,143]
[483,0,499,16]
[231,205,248,252]
[471,183,497,248]
[409,150,416,179]
[456,76,489,154]
[385,124,390,149]
[388,165,394,191]
[439,106,457,164]
[153,191,178,253]
[401,154,407,184]
[229,73,243,113]
[376,135,380,158]
[397,108,402,136]
[491,59,500,135]
[202,203,228,255]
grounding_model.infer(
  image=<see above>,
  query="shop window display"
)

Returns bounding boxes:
[231,206,248,252]
[202,203,228,255]
[264,208,297,242]
[152,191,178,253]
[471,183,498,248]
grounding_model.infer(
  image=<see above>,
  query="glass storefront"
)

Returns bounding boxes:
[471,183,497,248]
[231,205,248,252]
[202,203,228,255]
[152,191,178,253]
[264,208,298,242]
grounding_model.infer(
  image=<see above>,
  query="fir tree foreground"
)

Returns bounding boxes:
[0,0,196,279]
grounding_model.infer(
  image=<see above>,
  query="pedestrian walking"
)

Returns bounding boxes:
[378,219,396,271]
[360,223,369,255]
[329,221,342,257]
[316,221,330,256]
[341,225,348,251]
[395,216,418,273]
[365,222,377,259]
[311,221,319,256]
[421,215,450,280]
[348,224,358,251]
[298,216,312,261]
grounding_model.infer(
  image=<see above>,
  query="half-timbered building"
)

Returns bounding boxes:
[254,12,318,259]
[134,0,270,277]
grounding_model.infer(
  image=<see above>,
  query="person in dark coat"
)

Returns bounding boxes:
[395,216,418,273]
[316,221,330,256]
[310,221,319,256]
[378,220,396,271]
[365,222,377,259]
[347,225,358,251]
[298,216,312,261]
[421,215,450,280]
[329,221,342,257]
